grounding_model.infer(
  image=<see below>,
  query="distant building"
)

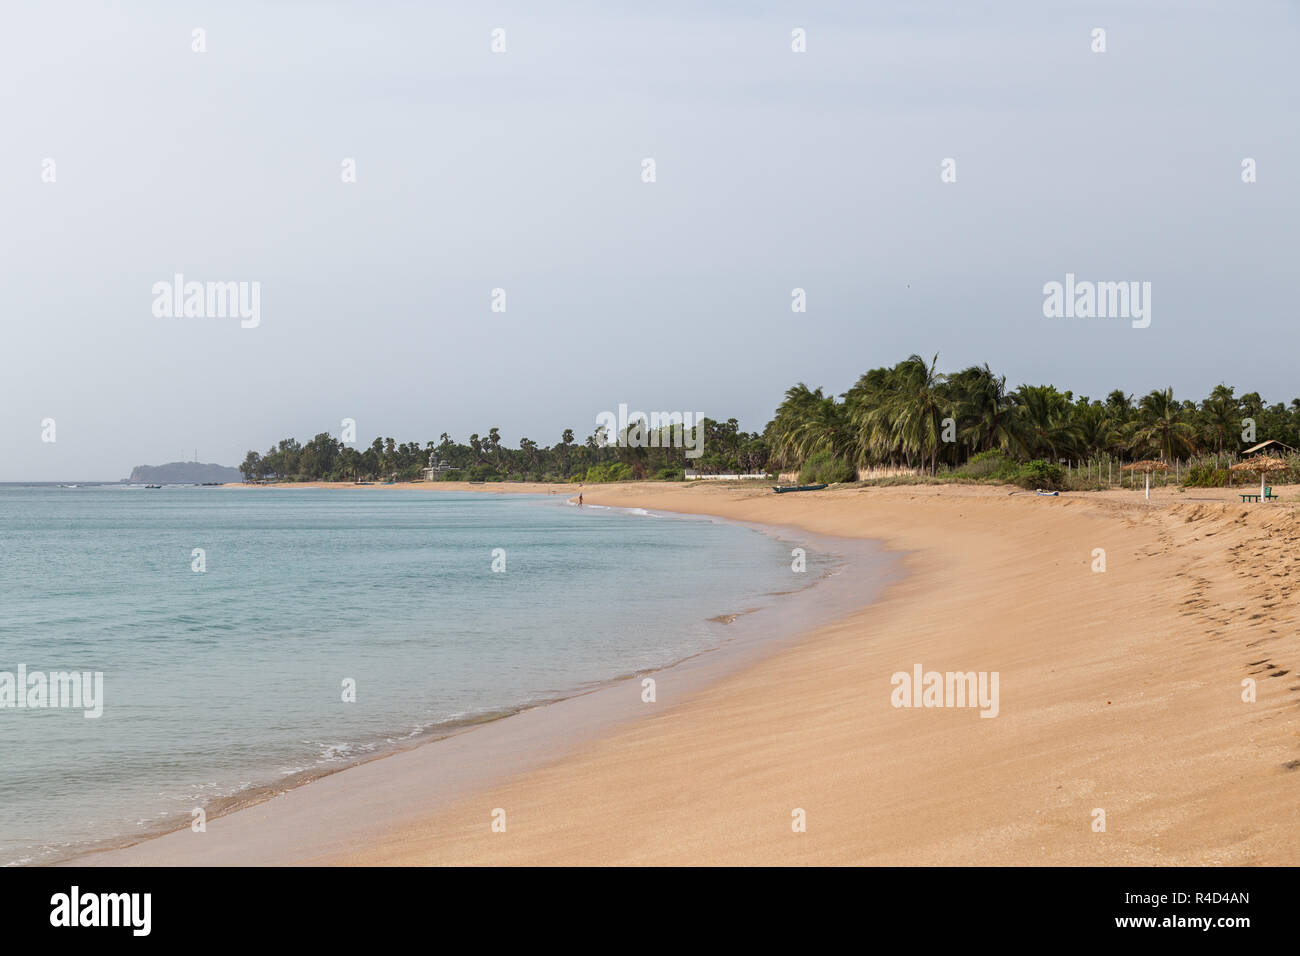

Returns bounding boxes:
[422,452,452,481]
[1241,439,1297,457]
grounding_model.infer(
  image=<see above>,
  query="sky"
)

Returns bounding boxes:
[2,0,1297,480]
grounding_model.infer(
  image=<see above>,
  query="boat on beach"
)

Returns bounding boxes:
[771,483,828,494]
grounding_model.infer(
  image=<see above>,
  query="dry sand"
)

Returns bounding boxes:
[96,480,1300,865]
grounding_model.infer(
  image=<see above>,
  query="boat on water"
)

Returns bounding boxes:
[145,484,162,489]
[771,483,828,494]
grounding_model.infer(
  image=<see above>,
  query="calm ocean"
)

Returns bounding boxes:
[0,486,831,865]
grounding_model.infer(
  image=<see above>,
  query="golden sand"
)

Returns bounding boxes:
[266,479,1300,865]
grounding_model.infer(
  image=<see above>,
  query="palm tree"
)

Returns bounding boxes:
[1072,401,1124,459]
[1104,389,1134,415]
[1013,385,1082,461]
[767,384,851,469]
[852,354,954,473]
[558,429,574,476]
[1129,388,1197,461]
[1198,392,1240,454]
[519,437,539,476]
[948,363,1027,457]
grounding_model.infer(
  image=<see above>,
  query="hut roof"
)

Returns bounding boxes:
[1230,455,1289,472]
[1241,439,1297,456]
[1122,460,1169,472]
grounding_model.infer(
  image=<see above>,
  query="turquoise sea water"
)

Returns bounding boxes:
[0,486,828,865]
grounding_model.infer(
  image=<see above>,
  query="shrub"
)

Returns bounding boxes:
[1182,465,1229,488]
[1012,459,1066,490]
[654,467,685,481]
[584,462,633,483]
[799,452,858,485]
[956,449,1019,481]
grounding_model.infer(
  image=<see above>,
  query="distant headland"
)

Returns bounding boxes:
[125,462,242,484]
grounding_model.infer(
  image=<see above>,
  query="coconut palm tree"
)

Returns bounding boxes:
[1014,384,1082,461]
[1072,401,1124,459]
[852,354,954,473]
[1198,391,1240,454]
[1129,388,1197,461]
[948,363,1027,457]
[767,384,851,469]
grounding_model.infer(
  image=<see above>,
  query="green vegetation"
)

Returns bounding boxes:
[1011,459,1067,491]
[952,449,1020,481]
[238,352,1300,486]
[1183,464,1230,488]
[583,462,633,483]
[798,452,858,485]
[238,420,766,483]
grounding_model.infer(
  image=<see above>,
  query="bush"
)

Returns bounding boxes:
[956,449,1019,481]
[1012,459,1066,490]
[799,452,858,485]
[654,467,685,481]
[584,462,634,483]
[1183,465,1229,488]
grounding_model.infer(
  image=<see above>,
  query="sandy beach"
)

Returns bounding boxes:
[82,480,1300,865]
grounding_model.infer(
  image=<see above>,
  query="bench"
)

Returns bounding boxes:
[1241,494,1260,503]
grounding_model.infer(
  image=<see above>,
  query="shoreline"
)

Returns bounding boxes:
[335,481,1300,865]
[68,480,1300,865]
[66,491,895,866]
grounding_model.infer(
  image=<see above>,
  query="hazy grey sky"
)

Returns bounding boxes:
[3,1,1296,480]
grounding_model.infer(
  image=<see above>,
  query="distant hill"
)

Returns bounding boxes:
[126,462,242,484]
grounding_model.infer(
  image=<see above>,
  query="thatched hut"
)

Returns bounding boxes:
[1229,455,1289,501]
[1241,439,1297,458]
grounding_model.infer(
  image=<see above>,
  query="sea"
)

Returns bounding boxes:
[0,484,839,865]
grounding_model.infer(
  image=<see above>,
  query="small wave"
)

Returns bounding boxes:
[708,607,760,625]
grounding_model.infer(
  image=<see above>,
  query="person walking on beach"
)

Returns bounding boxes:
[578,493,583,507]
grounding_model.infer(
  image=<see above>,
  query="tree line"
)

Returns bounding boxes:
[767,354,1289,474]
[239,353,1295,483]
[239,420,767,483]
